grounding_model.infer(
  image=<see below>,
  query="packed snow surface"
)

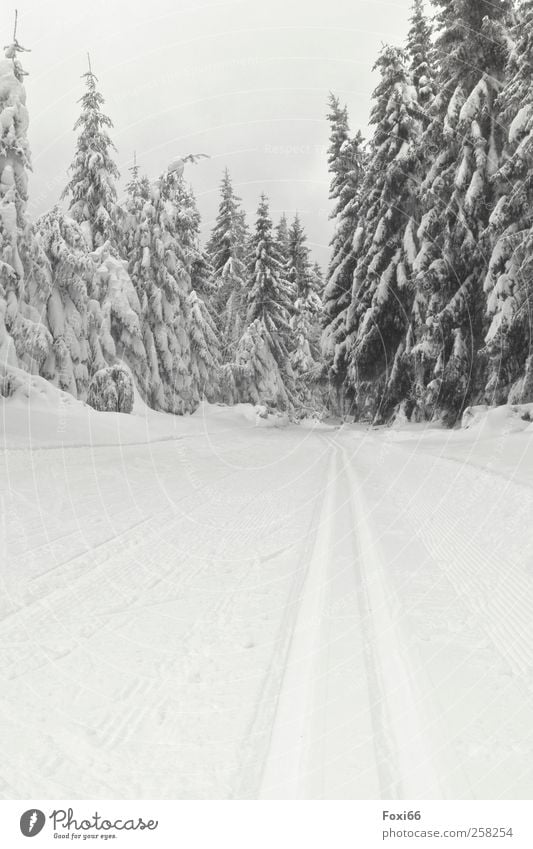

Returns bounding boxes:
[1,390,533,799]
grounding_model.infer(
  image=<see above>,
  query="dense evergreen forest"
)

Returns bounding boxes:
[1,1,533,425]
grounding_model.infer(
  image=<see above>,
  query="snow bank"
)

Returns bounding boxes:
[196,401,291,428]
[0,365,183,449]
[0,372,299,450]
[461,403,533,435]
[1,365,79,409]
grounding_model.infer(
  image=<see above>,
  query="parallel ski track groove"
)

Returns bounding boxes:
[235,444,334,798]
[329,437,401,798]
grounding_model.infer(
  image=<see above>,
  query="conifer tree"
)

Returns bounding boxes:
[326,95,351,211]
[191,249,215,301]
[187,289,220,404]
[175,177,221,403]
[483,0,533,403]
[246,198,294,353]
[287,214,311,298]
[290,232,326,414]
[322,94,365,407]
[27,208,148,405]
[323,95,350,343]
[408,0,514,422]
[87,363,134,413]
[62,56,120,250]
[89,243,148,400]
[234,195,295,409]
[125,167,192,412]
[121,153,150,258]
[28,208,101,398]
[275,213,290,267]
[344,46,422,422]
[234,319,290,409]
[275,212,297,304]
[406,0,435,110]
[291,288,322,383]
[121,157,160,399]
[312,262,324,294]
[287,215,323,408]
[125,163,219,412]
[206,169,248,360]
[0,22,51,377]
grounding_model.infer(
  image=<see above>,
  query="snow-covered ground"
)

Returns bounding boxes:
[1,383,533,799]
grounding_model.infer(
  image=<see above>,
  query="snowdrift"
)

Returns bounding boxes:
[0,365,182,448]
[0,367,300,449]
[461,403,533,435]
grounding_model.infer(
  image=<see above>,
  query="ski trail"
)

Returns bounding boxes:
[237,447,337,798]
[257,447,349,798]
[4,414,533,799]
[258,435,441,799]
[337,439,442,799]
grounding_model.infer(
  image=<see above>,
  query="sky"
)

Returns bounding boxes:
[14,0,414,266]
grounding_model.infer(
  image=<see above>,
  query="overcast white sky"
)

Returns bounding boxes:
[14,0,414,265]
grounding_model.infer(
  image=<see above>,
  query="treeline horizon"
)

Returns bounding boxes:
[2,1,533,427]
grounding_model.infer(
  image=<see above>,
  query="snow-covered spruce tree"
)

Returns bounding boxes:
[275,212,290,268]
[384,0,438,419]
[288,216,324,410]
[326,95,351,214]
[288,216,321,357]
[124,167,191,412]
[408,0,513,423]
[121,154,150,261]
[206,169,248,366]
[89,243,149,399]
[125,164,219,412]
[343,46,422,423]
[322,94,365,410]
[28,208,103,398]
[27,187,147,403]
[312,261,324,294]
[483,0,533,404]
[172,173,217,309]
[121,155,161,393]
[191,248,215,302]
[174,175,221,404]
[62,58,120,250]
[87,363,134,413]
[322,94,350,359]
[187,289,220,405]
[275,212,297,305]
[0,32,51,378]
[406,0,435,110]
[234,195,295,410]
[287,214,311,299]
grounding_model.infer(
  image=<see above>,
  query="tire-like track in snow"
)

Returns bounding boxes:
[257,435,441,799]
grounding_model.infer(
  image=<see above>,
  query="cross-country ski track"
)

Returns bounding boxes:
[1,402,533,799]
